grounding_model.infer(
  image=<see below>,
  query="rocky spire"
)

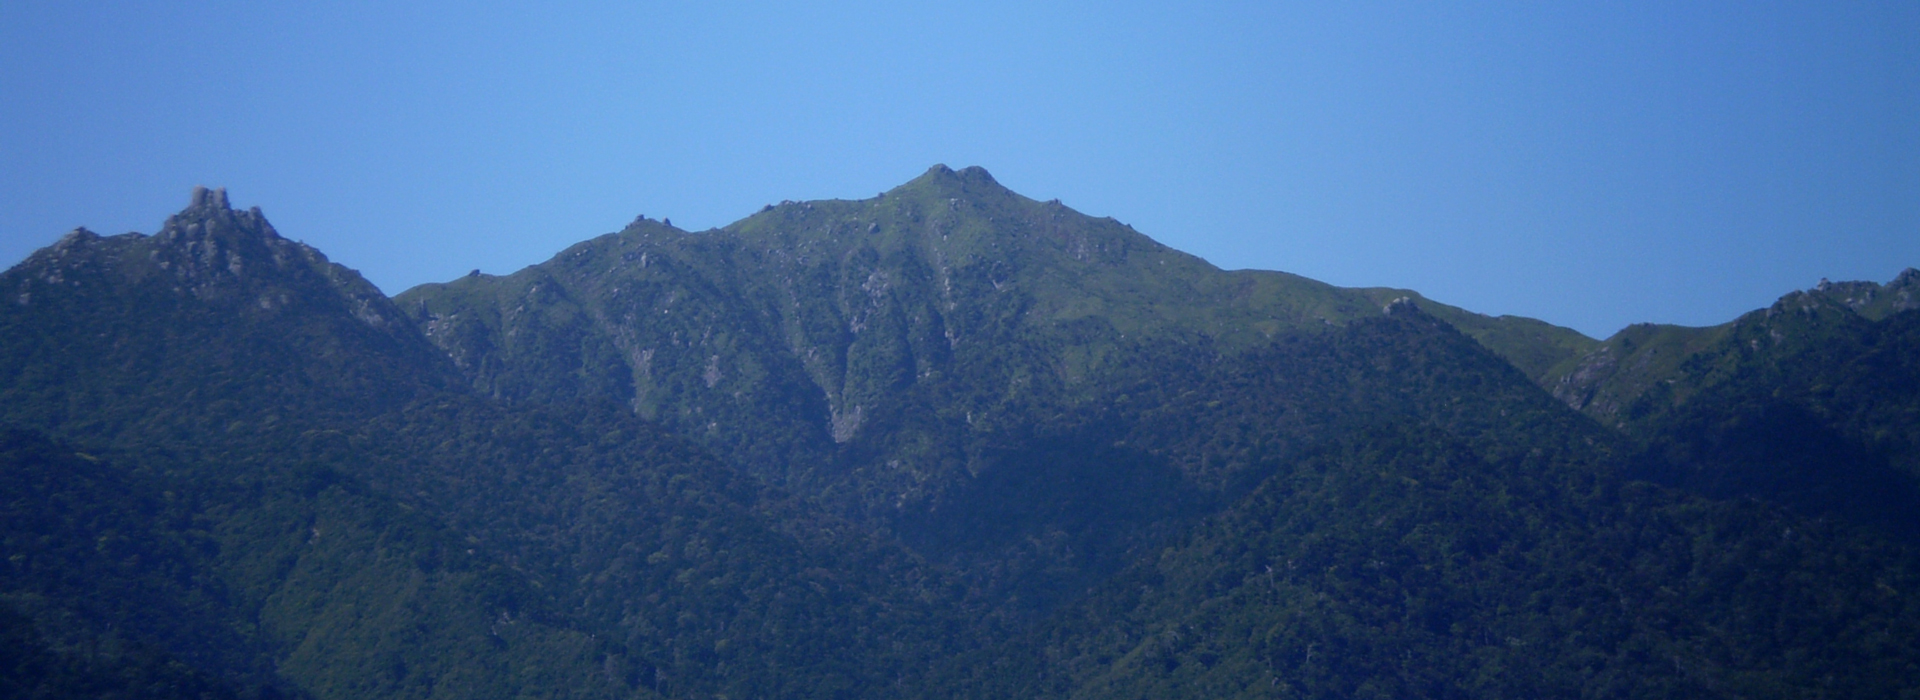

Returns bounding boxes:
[189,185,231,211]
[1892,267,1919,289]
[1890,267,1919,313]
[161,186,280,244]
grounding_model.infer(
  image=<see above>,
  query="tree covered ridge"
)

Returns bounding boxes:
[1535,268,1920,535]
[937,309,1920,698]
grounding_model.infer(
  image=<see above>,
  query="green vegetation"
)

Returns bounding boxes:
[934,311,1920,698]
[0,193,978,698]
[4,174,1918,698]
[398,165,1600,537]
[1613,287,1920,537]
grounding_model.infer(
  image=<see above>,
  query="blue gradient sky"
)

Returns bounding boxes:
[3,2,1914,338]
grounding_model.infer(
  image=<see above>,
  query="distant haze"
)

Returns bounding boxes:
[3,2,1914,339]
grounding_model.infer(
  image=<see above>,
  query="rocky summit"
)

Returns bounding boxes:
[3,173,1918,699]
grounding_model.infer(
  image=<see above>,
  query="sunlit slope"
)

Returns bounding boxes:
[398,165,1594,501]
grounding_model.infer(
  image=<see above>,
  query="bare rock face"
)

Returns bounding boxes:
[1551,347,1607,410]
[830,403,864,444]
[1892,267,1920,313]
[1801,268,1920,320]
[188,185,231,210]
[154,187,312,295]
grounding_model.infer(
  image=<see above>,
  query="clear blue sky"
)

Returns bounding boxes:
[3,1,1914,338]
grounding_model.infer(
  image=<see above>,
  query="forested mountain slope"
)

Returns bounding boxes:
[397,166,1596,599]
[0,190,986,699]
[1541,270,1920,536]
[939,308,1920,698]
[4,174,1918,698]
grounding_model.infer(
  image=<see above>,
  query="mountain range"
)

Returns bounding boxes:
[3,168,1917,698]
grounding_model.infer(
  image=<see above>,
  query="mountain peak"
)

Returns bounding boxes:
[8,187,427,369]
[955,164,999,186]
[105,188,397,329]
[157,186,285,250]
[1894,267,1919,290]
[896,163,1009,198]
[188,185,230,211]
[8,187,291,291]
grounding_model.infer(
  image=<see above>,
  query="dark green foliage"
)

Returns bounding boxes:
[0,423,646,700]
[0,427,297,699]
[925,311,1920,698]
[336,396,981,700]
[1616,289,1920,537]
[0,603,273,700]
[952,427,1920,699]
